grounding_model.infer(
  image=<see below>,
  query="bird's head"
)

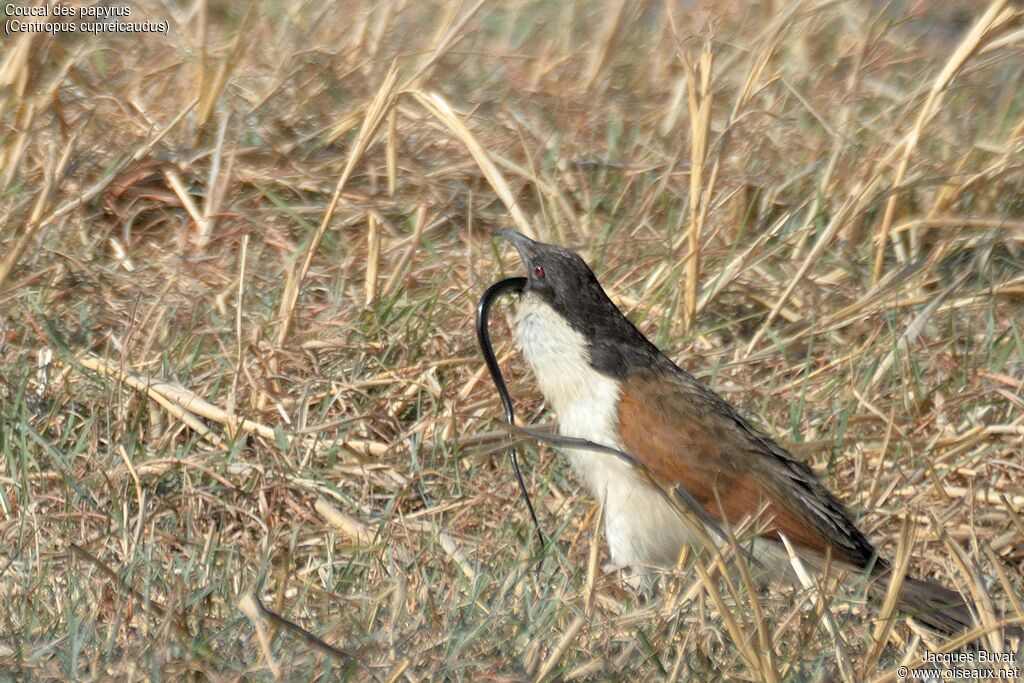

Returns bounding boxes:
[497,229,606,321]
[497,229,658,378]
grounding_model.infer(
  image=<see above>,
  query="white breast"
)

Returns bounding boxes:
[512,294,695,568]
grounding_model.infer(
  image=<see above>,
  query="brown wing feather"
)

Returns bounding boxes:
[616,366,878,568]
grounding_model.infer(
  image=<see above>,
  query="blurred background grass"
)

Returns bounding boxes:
[1,0,1023,679]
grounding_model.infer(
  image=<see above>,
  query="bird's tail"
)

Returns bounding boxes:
[885,574,976,635]
[864,569,1022,638]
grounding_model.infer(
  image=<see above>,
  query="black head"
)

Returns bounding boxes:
[497,229,662,378]
[498,229,604,313]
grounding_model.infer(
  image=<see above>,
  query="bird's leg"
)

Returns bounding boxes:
[603,562,663,601]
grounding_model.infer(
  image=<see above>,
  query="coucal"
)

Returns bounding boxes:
[497,229,979,635]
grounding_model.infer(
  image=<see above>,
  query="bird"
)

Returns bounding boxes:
[496,228,980,635]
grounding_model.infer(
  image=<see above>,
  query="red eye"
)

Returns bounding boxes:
[533,264,545,279]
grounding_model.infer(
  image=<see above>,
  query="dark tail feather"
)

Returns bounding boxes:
[892,576,976,635]
[866,572,1022,638]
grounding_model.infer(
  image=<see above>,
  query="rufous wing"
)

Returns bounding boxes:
[616,365,876,568]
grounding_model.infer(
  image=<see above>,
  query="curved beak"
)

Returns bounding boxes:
[496,229,537,271]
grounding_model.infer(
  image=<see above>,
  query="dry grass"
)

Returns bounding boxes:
[2,0,1024,680]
